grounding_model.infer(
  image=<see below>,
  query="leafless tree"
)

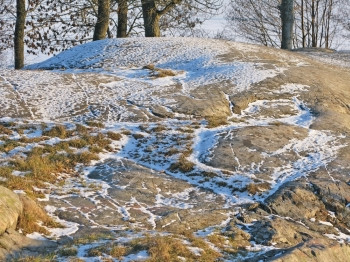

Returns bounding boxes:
[280,0,295,49]
[226,0,349,49]
[93,0,111,40]
[141,0,222,37]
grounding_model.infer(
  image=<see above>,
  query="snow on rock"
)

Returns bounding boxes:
[26,37,281,91]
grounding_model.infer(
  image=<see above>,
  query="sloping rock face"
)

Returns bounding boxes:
[0,188,57,261]
[0,228,58,261]
[0,38,350,261]
[0,186,22,235]
[272,238,350,262]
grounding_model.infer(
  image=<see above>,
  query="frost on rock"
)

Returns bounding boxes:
[1,38,350,261]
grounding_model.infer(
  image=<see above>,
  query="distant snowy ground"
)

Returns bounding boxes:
[297,49,350,68]
[26,37,282,95]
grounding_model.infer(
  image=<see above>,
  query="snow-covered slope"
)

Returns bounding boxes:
[27,38,284,93]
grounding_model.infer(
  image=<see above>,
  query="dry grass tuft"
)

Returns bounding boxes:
[132,133,144,139]
[169,155,195,173]
[201,171,218,178]
[165,147,180,156]
[154,69,176,78]
[43,125,71,139]
[17,195,63,235]
[75,124,89,134]
[143,64,155,70]
[67,138,88,148]
[110,245,127,259]
[73,233,113,245]
[0,140,21,153]
[58,247,78,257]
[0,124,13,135]
[246,182,271,195]
[107,131,122,140]
[10,254,56,262]
[85,120,105,128]
[71,151,99,164]
[144,64,177,78]
[151,125,167,133]
[206,116,228,128]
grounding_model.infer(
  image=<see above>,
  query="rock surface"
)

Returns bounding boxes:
[0,186,22,235]
[0,38,349,261]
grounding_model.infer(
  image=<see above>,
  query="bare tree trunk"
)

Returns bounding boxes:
[301,0,306,47]
[280,0,294,50]
[93,0,110,41]
[117,0,128,37]
[311,0,317,47]
[325,0,333,48]
[141,0,160,37]
[14,0,26,69]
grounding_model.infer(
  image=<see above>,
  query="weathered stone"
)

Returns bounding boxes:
[249,216,324,248]
[272,238,350,262]
[0,186,23,235]
[267,183,327,220]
